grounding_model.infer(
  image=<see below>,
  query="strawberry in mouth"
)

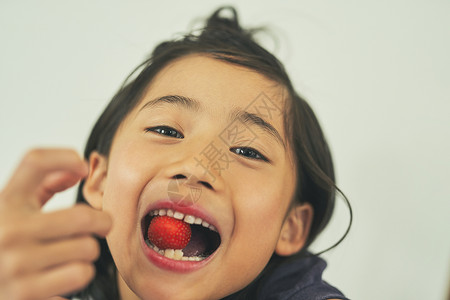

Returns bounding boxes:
[142,209,221,262]
[148,216,192,250]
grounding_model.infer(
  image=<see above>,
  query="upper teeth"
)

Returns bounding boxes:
[150,209,217,232]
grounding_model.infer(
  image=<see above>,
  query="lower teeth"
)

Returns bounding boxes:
[145,239,206,261]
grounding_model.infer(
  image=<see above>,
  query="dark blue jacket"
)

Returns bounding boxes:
[258,255,349,300]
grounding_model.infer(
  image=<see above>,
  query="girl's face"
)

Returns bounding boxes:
[86,55,300,299]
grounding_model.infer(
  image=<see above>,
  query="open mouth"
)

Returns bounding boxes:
[141,208,221,262]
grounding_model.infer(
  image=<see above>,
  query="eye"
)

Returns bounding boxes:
[230,147,269,162]
[145,126,184,139]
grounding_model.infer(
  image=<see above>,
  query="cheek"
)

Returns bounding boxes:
[227,171,294,265]
[231,166,294,228]
[101,141,156,240]
[104,136,162,205]
[235,190,287,247]
[103,151,146,210]
[222,191,287,292]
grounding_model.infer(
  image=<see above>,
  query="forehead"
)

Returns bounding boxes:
[140,54,288,131]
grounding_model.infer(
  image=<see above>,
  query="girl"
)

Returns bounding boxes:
[0,7,350,300]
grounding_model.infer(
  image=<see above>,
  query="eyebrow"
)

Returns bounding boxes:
[139,95,201,112]
[139,94,285,147]
[230,109,285,148]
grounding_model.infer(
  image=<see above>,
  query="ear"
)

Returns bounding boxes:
[275,203,313,256]
[82,151,108,210]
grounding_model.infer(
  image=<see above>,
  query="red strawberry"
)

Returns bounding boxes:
[147,216,191,250]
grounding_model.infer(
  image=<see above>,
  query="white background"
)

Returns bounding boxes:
[0,1,449,299]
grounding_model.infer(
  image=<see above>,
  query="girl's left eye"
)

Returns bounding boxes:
[230,147,269,162]
[145,126,184,139]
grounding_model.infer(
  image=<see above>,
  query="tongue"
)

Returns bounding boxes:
[182,225,208,256]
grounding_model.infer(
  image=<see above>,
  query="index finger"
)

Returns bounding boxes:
[1,148,88,210]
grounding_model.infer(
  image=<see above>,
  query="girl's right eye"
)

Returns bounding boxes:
[145,126,184,139]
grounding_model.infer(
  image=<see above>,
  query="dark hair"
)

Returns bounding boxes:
[74,6,350,300]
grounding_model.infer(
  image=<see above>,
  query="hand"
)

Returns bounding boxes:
[0,149,112,300]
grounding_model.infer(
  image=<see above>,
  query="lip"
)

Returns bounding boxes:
[140,199,220,234]
[139,199,221,273]
[140,233,217,273]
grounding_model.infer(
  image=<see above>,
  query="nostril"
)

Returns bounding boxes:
[200,181,213,190]
[171,174,213,190]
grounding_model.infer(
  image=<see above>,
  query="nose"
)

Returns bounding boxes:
[165,159,221,192]
[162,146,226,205]
[171,173,213,191]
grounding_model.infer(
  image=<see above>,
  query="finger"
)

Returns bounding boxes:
[8,262,95,300]
[0,205,112,248]
[47,297,70,300]
[1,148,88,210]
[29,205,112,241]
[1,235,100,280]
[36,170,85,206]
